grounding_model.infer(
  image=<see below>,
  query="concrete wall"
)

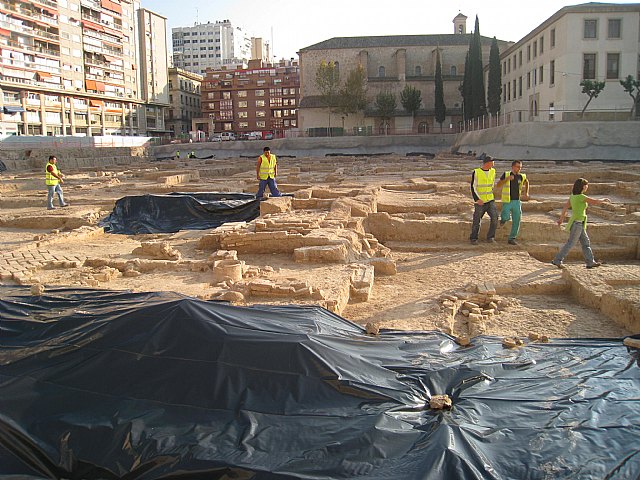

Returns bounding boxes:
[454,121,640,161]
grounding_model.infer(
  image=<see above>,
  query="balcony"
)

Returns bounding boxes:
[0,19,59,42]
[80,13,122,32]
[83,42,122,57]
[0,1,58,27]
[3,39,59,57]
[31,0,59,9]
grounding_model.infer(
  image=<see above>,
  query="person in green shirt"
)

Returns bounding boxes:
[552,178,610,269]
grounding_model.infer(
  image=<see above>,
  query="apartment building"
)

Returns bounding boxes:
[166,66,202,138]
[298,14,512,134]
[172,20,252,76]
[499,2,640,122]
[0,0,168,137]
[200,58,299,138]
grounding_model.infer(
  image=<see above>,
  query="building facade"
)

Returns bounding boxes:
[499,3,640,122]
[0,0,168,137]
[166,67,202,138]
[172,20,252,76]
[200,58,299,138]
[298,15,512,134]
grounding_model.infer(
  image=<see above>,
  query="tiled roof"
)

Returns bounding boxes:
[300,34,501,52]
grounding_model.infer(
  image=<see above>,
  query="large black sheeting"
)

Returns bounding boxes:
[1,286,639,480]
[99,192,260,234]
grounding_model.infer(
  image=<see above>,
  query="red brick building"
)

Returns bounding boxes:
[200,59,299,139]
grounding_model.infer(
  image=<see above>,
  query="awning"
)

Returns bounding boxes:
[84,22,105,33]
[0,27,10,37]
[95,81,106,92]
[85,79,97,90]
[101,0,122,14]
[3,106,25,115]
[90,100,104,108]
[37,71,52,80]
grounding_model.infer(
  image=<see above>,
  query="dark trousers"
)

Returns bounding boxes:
[256,178,281,199]
[470,200,498,241]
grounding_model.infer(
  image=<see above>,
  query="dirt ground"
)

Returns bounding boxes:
[1,152,639,340]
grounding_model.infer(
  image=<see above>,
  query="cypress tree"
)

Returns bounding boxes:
[469,16,487,118]
[462,52,471,121]
[487,37,502,116]
[434,49,446,131]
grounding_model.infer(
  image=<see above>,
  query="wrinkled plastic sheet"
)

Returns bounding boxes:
[99,192,260,234]
[1,286,639,480]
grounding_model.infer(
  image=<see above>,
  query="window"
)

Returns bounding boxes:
[238,111,248,118]
[512,80,516,98]
[255,89,265,96]
[503,62,507,75]
[550,60,555,85]
[533,41,537,58]
[527,72,531,89]
[255,99,265,107]
[539,36,544,54]
[256,121,266,128]
[551,28,556,48]
[450,66,457,75]
[607,53,620,79]
[502,84,506,102]
[518,76,522,97]
[527,45,531,62]
[608,19,621,38]
[415,65,421,76]
[237,90,247,97]
[507,82,511,101]
[239,122,248,128]
[378,66,385,77]
[539,66,544,83]
[222,91,231,99]
[583,53,596,79]
[238,101,248,108]
[256,110,266,117]
[584,19,597,39]
[508,58,511,73]
[519,51,522,66]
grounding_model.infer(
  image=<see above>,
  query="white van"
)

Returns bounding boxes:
[220,132,236,141]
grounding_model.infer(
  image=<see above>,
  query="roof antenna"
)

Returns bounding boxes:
[196,7,199,25]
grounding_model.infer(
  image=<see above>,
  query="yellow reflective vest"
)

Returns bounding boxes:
[45,162,60,186]
[258,153,277,180]
[473,167,495,202]
[501,172,527,203]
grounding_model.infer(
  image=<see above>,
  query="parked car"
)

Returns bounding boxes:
[263,132,273,140]
[238,133,250,141]
[209,133,222,142]
[248,132,261,140]
[220,132,236,141]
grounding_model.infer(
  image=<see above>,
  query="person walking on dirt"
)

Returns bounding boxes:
[552,178,610,269]
[469,154,498,245]
[256,146,281,199]
[45,155,68,210]
[496,160,530,245]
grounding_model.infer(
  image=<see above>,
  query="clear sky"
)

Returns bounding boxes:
[143,0,640,60]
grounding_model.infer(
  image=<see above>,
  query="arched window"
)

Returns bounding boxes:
[378,66,385,77]
[415,65,422,76]
[334,61,339,74]
[450,66,457,76]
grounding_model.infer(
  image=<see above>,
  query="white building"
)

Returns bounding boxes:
[172,20,252,75]
[499,2,640,122]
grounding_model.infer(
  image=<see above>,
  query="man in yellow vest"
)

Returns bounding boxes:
[45,155,68,210]
[469,154,498,245]
[496,160,529,245]
[256,146,281,199]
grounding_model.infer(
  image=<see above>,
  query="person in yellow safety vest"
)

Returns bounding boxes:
[45,155,68,210]
[175,150,181,160]
[496,160,530,246]
[255,146,282,199]
[469,154,498,245]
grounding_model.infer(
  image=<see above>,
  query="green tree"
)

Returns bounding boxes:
[374,91,396,135]
[400,85,422,118]
[462,16,487,121]
[579,80,606,118]
[487,36,502,116]
[434,49,446,132]
[620,75,640,118]
[338,65,368,118]
[315,60,341,134]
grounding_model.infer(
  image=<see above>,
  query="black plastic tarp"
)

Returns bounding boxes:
[1,286,639,479]
[99,192,260,234]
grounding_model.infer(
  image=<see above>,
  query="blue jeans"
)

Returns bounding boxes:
[501,200,522,240]
[553,221,596,266]
[47,184,65,209]
[470,200,498,241]
[256,177,281,199]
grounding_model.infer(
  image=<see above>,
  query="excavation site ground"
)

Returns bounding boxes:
[1,151,639,340]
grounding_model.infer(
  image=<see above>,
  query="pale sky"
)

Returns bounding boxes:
[143,0,639,60]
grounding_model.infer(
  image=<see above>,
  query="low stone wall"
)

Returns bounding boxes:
[1,146,149,171]
[455,121,640,161]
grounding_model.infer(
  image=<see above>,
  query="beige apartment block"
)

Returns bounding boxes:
[498,2,640,123]
[166,67,202,139]
[298,14,512,135]
[0,0,168,137]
